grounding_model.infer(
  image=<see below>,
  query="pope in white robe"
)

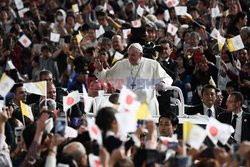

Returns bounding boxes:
[94,43,173,115]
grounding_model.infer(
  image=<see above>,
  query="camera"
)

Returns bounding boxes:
[143,42,163,59]
[15,127,24,144]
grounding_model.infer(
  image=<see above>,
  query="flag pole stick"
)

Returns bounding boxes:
[183,121,187,156]
[21,101,26,127]
[45,81,47,108]
[22,113,26,127]
[3,96,6,108]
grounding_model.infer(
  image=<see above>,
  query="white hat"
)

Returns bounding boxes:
[129,43,143,53]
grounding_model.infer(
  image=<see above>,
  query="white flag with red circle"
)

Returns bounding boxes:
[19,34,31,48]
[131,19,142,28]
[167,23,178,36]
[89,153,102,167]
[118,86,140,113]
[88,120,102,145]
[165,0,179,7]
[63,91,80,112]
[206,117,234,145]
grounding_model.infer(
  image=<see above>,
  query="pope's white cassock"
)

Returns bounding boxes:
[94,57,173,115]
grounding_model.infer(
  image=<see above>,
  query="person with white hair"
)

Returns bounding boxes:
[94,43,173,115]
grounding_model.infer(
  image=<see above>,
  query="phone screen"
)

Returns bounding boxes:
[55,118,66,136]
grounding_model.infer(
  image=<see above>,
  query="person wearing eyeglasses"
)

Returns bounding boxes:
[218,91,250,143]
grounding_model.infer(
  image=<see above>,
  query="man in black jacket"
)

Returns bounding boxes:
[186,84,226,118]
[218,91,250,143]
[157,38,179,115]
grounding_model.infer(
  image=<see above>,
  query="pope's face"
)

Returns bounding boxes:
[128,46,142,66]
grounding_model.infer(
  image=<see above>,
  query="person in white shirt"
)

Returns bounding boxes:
[94,43,173,115]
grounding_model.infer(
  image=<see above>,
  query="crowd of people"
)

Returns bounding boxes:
[0,0,250,166]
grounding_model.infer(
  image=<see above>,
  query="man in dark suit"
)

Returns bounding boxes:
[186,84,226,118]
[218,91,250,143]
[157,38,179,81]
[157,38,179,115]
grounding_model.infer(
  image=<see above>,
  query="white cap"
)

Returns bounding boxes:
[129,43,143,53]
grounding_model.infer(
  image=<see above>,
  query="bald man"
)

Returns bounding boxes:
[63,142,88,167]
[94,43,173,115]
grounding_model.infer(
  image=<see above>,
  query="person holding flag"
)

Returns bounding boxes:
[8,83,32,125]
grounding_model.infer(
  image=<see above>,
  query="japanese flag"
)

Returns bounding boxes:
[63,91,80,112]
[206,117,234,145]
[131,19,141,28]
[88,120,102,145]
[167,23,178,36]
[165,0,179,7]
[19,34,31,48]
[89,154,102,167]
[118,87,140,112]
